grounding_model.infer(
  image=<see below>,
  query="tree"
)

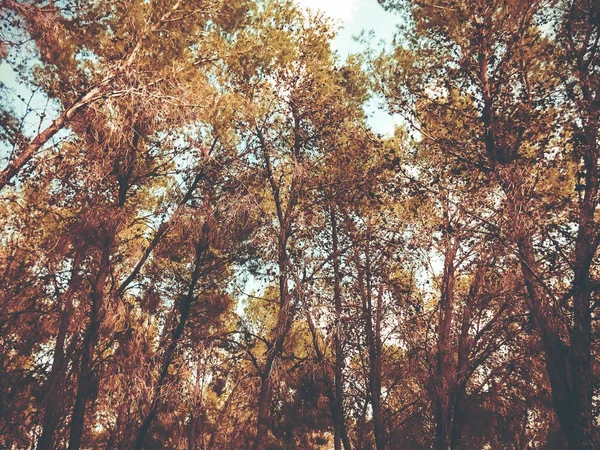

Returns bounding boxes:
[0,0,250,190]
[376,0,600,447]
[3,0,598,448]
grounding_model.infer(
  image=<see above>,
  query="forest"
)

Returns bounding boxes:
[0,0,598,449]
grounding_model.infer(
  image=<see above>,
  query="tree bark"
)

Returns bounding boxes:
[67,121,140,449]
[36,254,82,450]
[432,230,457,450]
[329,204,352,450]
[514,172,598,450]
[253,234,293,450]
[354,234,385,450]
[509,119,598,449]
[67,240,111,450]
[253,130,299,450]
[134,226,210,450]
[475,8,600,443]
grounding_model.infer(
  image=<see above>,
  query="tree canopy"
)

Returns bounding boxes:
[0,0,599,449]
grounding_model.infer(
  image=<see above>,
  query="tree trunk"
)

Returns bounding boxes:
[67,241,111,450]
[67,120,140,449]
[450,385,467,450]
[0,0,184,190]
[329,204,352,450]
[36,255,81,450]
[476,9,599,442]
[515,180,597,450]
[360,238,385,450]
[516,234,592,449]
[253,319,293,450]
[253,244,293,450]
[134,227,209,450]
[433,230,457,450]
[451,265,483,450]
[253,132,299,450]
[567,91,598,447]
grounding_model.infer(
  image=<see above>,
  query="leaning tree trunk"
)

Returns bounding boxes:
[134,227,210,450]
[0,0,185,191]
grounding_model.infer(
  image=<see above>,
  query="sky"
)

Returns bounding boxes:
[296,0,398,56]
[295,0,403,135]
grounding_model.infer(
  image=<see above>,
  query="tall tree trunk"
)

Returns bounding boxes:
[253,233,293,450]
[134,226,210,450]
[36,254,82,450]
[329,204,352,450]
[567,56,599,445]
[67,121,140,449]
[449,386,467,450]
[303,295,351,450]
[451,265,483,450]
[432,231,457,450]
[508,116,597,448]
[514,159,597,449]
[359,237,385,450]
[67,240,111,450]
[253,130,300,450]
[476,8,599,443]
[516,234,587,449]
[187,409,197,450]
[346,217,385,450]
[253,316,293,450]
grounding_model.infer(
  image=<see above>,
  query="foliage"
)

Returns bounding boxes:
[0,1,599,449]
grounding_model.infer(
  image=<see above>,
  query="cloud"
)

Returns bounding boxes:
[295,0,358,25]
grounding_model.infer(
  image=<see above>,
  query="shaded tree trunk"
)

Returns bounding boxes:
[67,122,139,450]
[517,233,597,450]
[432,230,457,450]
[134,225,210,450]
[451,265,484,450]
[353,234,385,450]
[253,128,300,450]
[329,204,352,450]
[474,9,599,444]
[67,239,111,450]
[253,232,293,450]
[36,254,82,450]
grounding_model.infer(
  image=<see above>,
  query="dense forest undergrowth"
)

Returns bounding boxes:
[0,0,599,449]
